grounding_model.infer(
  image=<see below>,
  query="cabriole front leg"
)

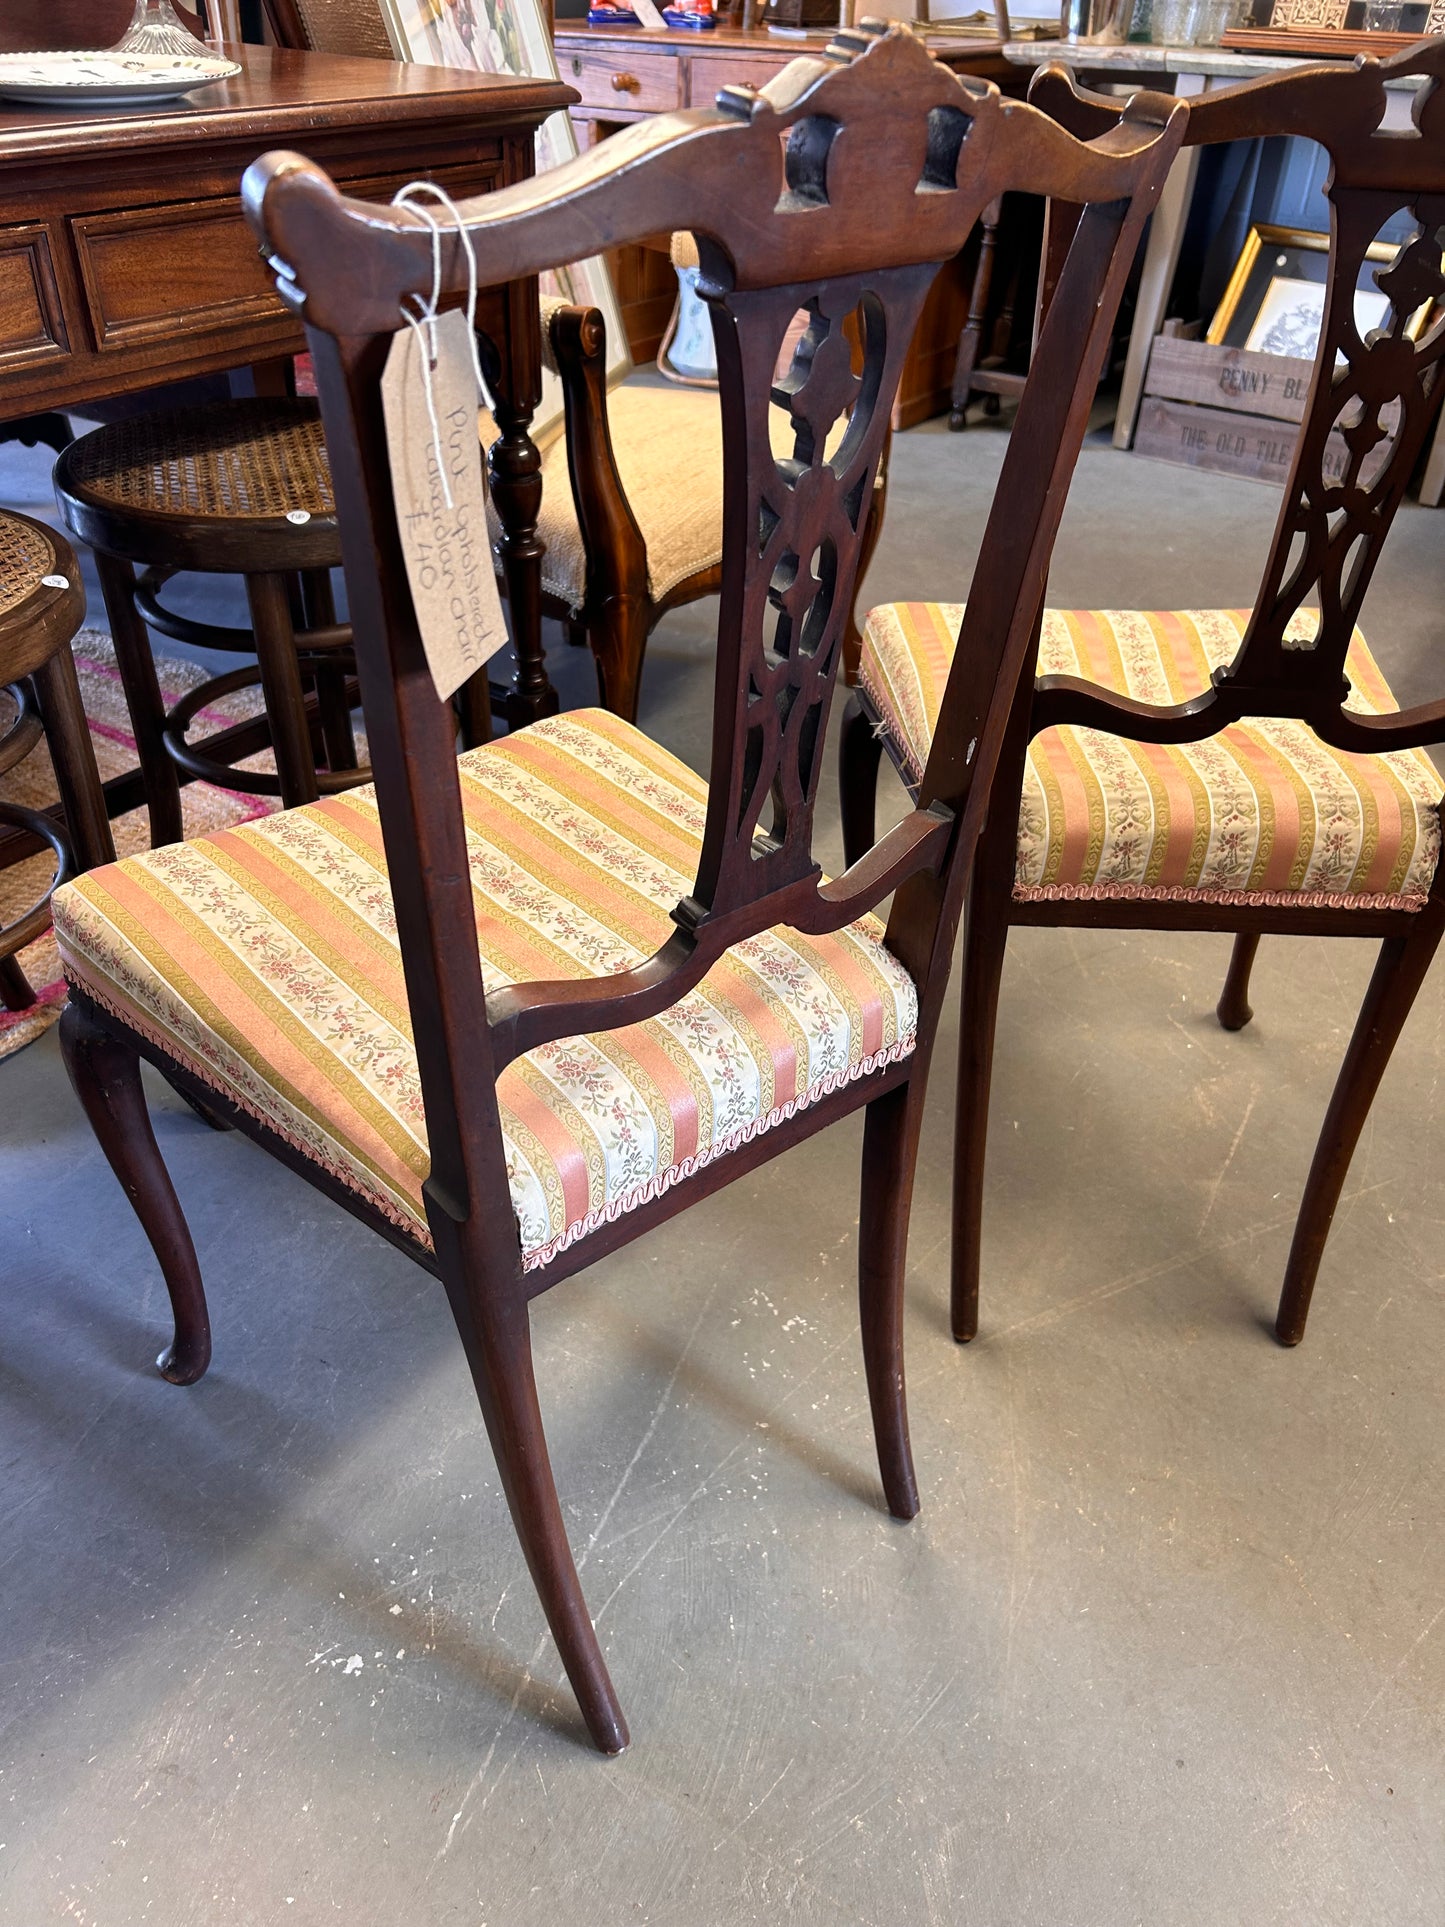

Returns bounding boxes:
[58,1000,212,1384]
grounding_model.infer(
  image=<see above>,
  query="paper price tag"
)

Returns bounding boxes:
[380,307,508,703]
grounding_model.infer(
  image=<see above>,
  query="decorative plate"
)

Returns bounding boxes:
[0,51,241,107]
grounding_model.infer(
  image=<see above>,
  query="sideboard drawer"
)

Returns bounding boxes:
[687,49,792,106]
[563,47,680,112]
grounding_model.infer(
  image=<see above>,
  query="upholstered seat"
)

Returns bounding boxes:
[498,385,728,611]
[53,709,917,1271]
[859,604,1443,911]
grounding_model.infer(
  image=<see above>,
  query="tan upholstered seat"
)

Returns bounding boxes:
[53,709,917,1271]
[487,383,732,611]
[859,603,1443,911]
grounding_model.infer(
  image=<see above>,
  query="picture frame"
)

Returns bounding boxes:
[377,0,631,440]
[1207,222,1427,359]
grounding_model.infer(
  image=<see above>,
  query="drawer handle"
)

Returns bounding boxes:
[571,55,582,76]
[610,71,641,92]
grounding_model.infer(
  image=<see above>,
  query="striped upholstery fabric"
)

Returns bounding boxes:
[859,604,1443,911]
[52,711,917,1271]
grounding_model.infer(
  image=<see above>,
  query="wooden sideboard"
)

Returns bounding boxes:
[555,23,1022,426]
[0,47,574,776]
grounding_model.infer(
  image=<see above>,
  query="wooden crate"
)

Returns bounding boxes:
[1134,332,1395,488]
[1144,333,1316,423]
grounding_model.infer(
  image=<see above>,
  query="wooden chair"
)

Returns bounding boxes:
[52,24,1182,1750]
[0,513,113,1012]
[840,43,1445,1352]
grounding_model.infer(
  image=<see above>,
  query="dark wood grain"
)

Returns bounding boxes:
[61,23,1183,1750]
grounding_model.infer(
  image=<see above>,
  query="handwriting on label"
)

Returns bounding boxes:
[381,307,507,703]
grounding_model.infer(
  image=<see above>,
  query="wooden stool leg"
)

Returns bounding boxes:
[246,572,321,809]
[949,197,1002,432]
[0,954,36,1011]
[29,646,115,873]
[59,999,212,1385]
[96,551,183,848]
[300,569,357,775]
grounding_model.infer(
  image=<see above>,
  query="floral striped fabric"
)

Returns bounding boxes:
[53,710,917,1271]
[858,604,1442,910]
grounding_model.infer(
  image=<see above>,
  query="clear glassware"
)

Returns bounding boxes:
[109,0,206,57]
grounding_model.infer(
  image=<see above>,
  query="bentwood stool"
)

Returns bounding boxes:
[0,510,113,1012]
[54,397,368,847]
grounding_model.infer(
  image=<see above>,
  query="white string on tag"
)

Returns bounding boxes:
[390,179,496,510]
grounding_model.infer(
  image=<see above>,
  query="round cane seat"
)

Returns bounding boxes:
[0,509,85,685]
[0,506,63,618]
[55,398,341,573]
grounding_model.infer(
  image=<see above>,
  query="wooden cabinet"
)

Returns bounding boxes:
[0,49,561,417]
[554,25,1018,425]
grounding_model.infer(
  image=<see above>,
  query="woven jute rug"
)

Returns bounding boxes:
[0,630,276,1062]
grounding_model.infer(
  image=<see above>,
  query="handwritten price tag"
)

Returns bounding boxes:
[381,307,507,703]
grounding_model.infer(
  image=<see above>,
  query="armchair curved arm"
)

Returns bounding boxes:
[548,303,649,617]
[485,804,953,1072]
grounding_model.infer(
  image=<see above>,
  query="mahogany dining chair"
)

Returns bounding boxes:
[841,42,1445,1351]
[51,25,1183,1749]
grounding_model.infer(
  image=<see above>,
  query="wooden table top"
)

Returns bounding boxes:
[0,44,575,168]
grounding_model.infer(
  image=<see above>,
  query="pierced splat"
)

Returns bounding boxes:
[693,271,924,907]
[1230,187,1445,707]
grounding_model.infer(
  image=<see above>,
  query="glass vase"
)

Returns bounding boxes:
[109,0,206,57]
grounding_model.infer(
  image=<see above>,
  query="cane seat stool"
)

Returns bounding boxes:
[0,510,113,1012]
[54,396,368,847]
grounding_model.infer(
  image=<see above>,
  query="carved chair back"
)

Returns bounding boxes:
[1028,43,1445,759]
[242,24,1184,1262]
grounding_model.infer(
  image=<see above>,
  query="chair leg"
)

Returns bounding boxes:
[0,953,36,1010]
[1275,914,1445,1346]
[96,551,184,848]
[839,697,883,870]
[858,1080,924,1521]
[58,1000,212,1385]
[246,572,321,808]
[29,646,115,873]
[951,864,1012,1346]
[1217,933,1260,1032]
[587,596,649,725]
[437,1251,629,1753]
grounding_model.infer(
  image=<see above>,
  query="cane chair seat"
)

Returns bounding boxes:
[859,603,1444,912]
[53,708,918,1270]
[56,398,339,571]
[0,508,66,621]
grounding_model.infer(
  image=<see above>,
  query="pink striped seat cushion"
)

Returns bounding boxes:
[53,710,917,1271]
[858,604,1442,910]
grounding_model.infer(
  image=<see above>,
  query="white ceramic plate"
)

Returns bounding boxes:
[0,51,241,107]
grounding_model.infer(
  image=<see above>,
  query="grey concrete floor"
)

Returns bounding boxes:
[2,419,1443,1925]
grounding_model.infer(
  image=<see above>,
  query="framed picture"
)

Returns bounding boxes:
[378,0,631,438]
[1208,223,1425,359]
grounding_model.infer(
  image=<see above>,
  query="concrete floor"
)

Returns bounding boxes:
[2,420,1443,1925]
